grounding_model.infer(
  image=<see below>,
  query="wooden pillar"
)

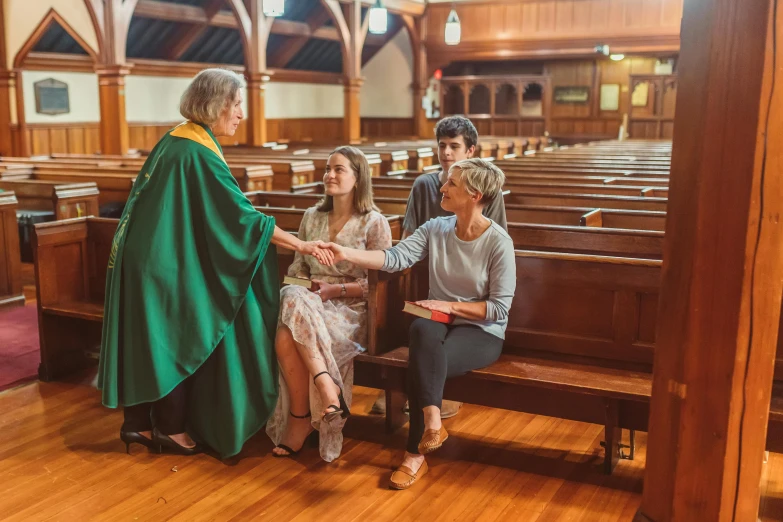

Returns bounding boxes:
[13,69,29,157]
[0,71,19,156]
[95,65,131,156]
[636,0,782,520]
[245,72,270,147]
[344,77,362,144]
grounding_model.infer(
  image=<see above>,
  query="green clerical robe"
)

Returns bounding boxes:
[98,121,280,458]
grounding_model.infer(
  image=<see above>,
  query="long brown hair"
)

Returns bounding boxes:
[317,146,379,214]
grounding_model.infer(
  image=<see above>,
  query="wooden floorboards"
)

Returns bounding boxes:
[0,380,781,521]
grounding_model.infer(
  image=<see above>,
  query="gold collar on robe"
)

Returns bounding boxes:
[170,121,227,165]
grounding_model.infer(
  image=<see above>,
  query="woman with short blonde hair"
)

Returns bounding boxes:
[98,68,332,459]
[325,158,516,488]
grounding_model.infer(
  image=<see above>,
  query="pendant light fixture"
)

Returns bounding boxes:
[368,0,388,35]
[263,0,284,17]
[444,7,461,46]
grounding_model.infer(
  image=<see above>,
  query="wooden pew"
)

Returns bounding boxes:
[382,172,670,188]
[0,179,100,219]
[246,191,409,216]
[258,206,403,241]
[0,191,23,307]
[43,215,783,472]
[505,192,667,212]
[225,150,384,178]
[507,205,666,231]
[507,223,663,259]
[494,161,670,178]
[371,182,669,200]
[354,251,783,472]
[26,170,136,206]
[247,190,667,231]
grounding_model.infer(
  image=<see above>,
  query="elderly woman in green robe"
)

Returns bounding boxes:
[97,68,332,458]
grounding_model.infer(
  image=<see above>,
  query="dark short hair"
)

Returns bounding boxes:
[434,116,478,150]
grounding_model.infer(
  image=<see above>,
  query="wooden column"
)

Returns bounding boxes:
[0,0,23,156]
[343,77,363,144]
[13,69,29,157]
[403,15,430,139]
[0,71,18,156]
[95,65,131,156]
[245,72,270,147]
[636,0,782,520]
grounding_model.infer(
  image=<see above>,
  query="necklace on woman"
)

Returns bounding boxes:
[328,212,352,242]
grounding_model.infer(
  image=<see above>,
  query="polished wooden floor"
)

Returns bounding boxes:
[0,379,781,521]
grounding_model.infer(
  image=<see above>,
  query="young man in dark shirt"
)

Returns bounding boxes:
[402,116,507,238]
[371,116,508,418]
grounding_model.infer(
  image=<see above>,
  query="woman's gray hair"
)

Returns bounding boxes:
[180,68,245,125]
[450,158,506,206]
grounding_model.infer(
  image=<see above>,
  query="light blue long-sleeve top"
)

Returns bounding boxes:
[381,215,516,339]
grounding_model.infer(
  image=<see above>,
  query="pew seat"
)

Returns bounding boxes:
[42,300,104,322]
[359,348,652,402]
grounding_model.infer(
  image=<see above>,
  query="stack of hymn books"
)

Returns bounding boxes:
[282,276,317,291]
[402,301,455,324]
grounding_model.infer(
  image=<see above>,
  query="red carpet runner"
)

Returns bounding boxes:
[0,304,39,392]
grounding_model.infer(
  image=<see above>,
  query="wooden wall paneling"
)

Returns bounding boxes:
[66,128,86,155]
[49,128,68,154]
[425,0,682,56]
[31,128,50,156]
[360,118,415,138]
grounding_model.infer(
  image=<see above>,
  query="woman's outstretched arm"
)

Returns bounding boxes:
[271,226,334,265]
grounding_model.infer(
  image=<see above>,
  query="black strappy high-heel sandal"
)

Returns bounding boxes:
[313,370,351,422]
[273,411,318,458]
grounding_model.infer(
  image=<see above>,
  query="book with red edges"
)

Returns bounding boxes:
[283,276,317,291]
[403,301,455,324]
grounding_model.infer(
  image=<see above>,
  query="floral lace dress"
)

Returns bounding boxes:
[265,206,392,461]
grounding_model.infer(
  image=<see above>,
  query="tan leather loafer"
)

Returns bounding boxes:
[418,425,449,454]
[389,460,429,490]
[440,400,462,419]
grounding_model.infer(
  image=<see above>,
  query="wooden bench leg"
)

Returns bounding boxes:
[603,399,621,474]
[385,389,408,433]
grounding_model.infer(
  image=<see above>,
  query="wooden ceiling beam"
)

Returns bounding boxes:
[133,0,386,45]
[163,0,225,60]
[268,4,332,68]
[337,0,425,16]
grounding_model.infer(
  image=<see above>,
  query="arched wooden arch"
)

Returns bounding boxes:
[320,0,370,80]
[82,0,104,59]
[14,8,99,68]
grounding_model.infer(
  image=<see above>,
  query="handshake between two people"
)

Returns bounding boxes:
[297,240,346,267]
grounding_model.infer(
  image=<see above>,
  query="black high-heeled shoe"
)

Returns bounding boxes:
[314,370,351,422]
[152,427,202,456]
[273,411,318,458]
[120,429,154,454]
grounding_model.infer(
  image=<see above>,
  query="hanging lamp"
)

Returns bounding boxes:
[368,0,388,35]
[445,7,461,46]
[263,0,284,17]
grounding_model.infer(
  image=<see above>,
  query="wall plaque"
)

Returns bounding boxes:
[600,84,621,111]
[553,86,589,104]
[34,78,70,115]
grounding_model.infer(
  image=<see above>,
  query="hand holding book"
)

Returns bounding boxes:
[403,300,456,324]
